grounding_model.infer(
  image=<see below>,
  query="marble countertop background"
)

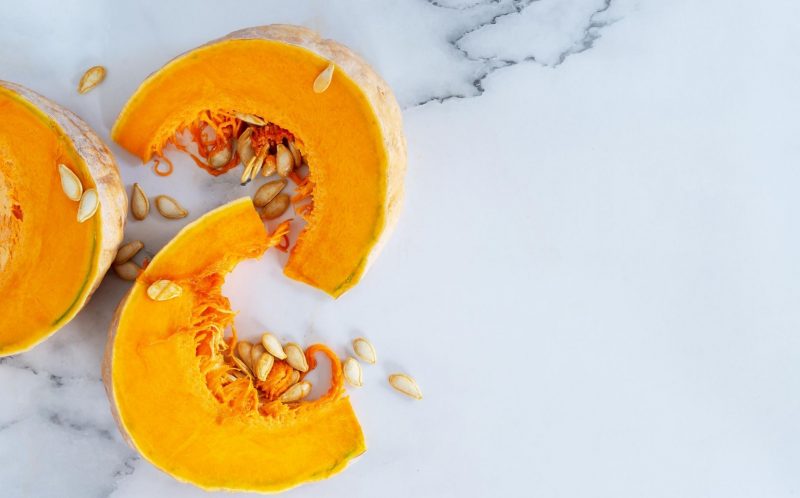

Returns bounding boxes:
[2,0,799,496]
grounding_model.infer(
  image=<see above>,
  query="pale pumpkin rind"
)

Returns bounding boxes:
[103,198,366,492]
[0,81,126,356]
[112,24,406,297]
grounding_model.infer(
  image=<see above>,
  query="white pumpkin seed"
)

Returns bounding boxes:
[279,381,311,402]
[78,65,106,94]
[261,154,277,177]
[234,112,266,126]
[58,164,83,201]
[255,350,275,381]
[113,261,139,281]
[114,240,144,265]
[146,279,182,301]
[237,128,255,166]
[131,183,149,220]
[260,333,287,359]
[240,159,256,185]
[209,142,233,168]
[284,343,308,372]
[343,357,363,388]
[313,63,334,93]
[352,337,377,364]
[77,188,99,223]
[155,195,188,219]
[250,343,266,368]
[253,180,287,208]
[276,144,293,177]
[232,355,253,377]
[287,141,302,168]
[260,193,290,220]
[236,341,254,370]
[287,369,301,385]
[388,374,423,400]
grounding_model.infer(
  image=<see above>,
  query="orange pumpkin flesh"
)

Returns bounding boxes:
[112,25,406,297]
[0,82,125,355]
[104,198,365,492]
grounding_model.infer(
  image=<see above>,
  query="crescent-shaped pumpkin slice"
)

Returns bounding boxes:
[0,81,125,356]
[112,25,406,297]
[103,197,365,492]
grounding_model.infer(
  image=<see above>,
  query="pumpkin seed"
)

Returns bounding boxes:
[78,65,106,94]
[261,154,277,177]
[287,369,301,385]
[146,279,183,301]
[255,350,275,381]
[388,374,423,400]
[313,63,334,93]
[250,344,266,368]
[279,381,311,402]
[352,337,377,364]
[114,240,144,265]
[131,183,149,220]
[237,128,255,166]
[234,112,267,126]
[284,343,308,372]
[260,193,290,220]
[232,355,253,377]
[276,144,293,177]
[209,142,233,168]
[260,332,287,359]
[343,357,363,388]
[236,341,254,370]
[58,164,83,201]
[77,188,99,223]
[155,195,188,219]
[113,261,139,281]
[250,157,261,181]
[253,180,287,208]
[287,141,302,168]
[240,159,256,185]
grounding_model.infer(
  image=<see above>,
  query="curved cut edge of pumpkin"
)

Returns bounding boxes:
[102,198,365,492]
[0,81,126,356]
[111,24,406,298]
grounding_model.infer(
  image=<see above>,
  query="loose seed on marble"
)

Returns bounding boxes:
[131,183,149,220]
[114,240,144,265]
[113,261,139,281]
[352,337,377,364]
[155,195,188,219]
[78,65,106,94]
[343,357,363,388]
[388,373,423,400]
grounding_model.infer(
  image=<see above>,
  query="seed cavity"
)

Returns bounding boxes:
[343,357,363,388]
[279,381,311,402]
[78,65,106,94]
[352,337,377,364]
[114,240,144,265]
[113,261,140,281]
[131,183,149,220]
[313,63,335,93]
[388,374,423,400]
[146,279,183,301]
[58,164,83,201]
[284,343,308,372]
[77,188,99,223]
[155,195,188,219]
[260,333,287,359]
[260,193,290,220]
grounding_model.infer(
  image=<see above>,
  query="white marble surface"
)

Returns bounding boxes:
[2,0,800,496]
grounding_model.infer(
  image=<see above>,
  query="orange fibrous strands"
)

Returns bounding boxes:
[189,221,326,418]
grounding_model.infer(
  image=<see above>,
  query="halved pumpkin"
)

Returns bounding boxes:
[112,24,406,297]
[0,81,125,356]
[103,198,365,492]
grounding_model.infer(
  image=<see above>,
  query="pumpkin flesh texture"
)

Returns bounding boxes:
[112,36,390,297]
[0,87,98,354]
[108,198,365,492]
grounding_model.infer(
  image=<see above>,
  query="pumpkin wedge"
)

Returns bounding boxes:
[0,81,125,356]
[112,25,406,297]
[103,198,365,492]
